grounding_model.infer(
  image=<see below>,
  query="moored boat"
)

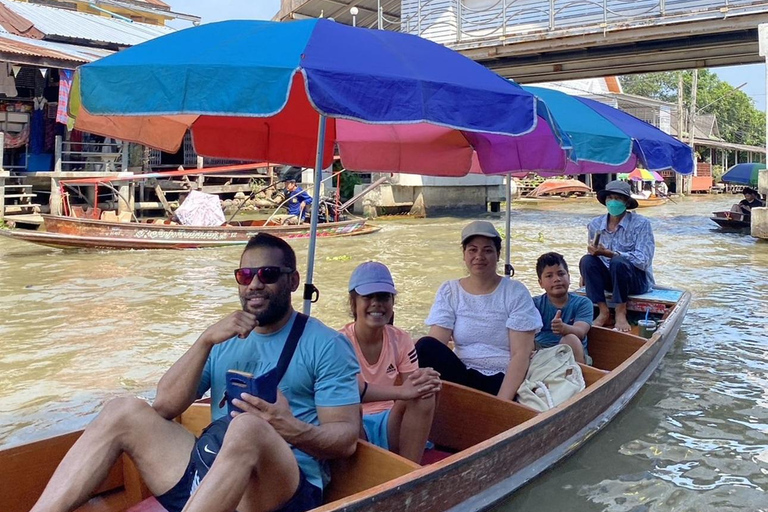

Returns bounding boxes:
[1,287,689,512]
[0,215,379,250]
[524,179,593,200]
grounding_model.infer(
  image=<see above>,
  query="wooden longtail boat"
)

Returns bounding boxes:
[0,288,689,512]
[634,196,669,208]
[0,215,379,250]
[710,210,751,230]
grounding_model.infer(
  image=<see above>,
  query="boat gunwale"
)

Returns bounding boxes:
[312,289,691,512]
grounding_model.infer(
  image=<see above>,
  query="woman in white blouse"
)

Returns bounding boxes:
[416,221,542,400]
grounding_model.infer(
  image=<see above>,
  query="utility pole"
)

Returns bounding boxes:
[687,69,699,194]
[677,71,685,195]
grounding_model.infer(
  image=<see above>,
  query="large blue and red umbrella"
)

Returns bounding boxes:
[72,19,574,313]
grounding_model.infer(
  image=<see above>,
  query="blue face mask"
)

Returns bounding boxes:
[606,199,627,217]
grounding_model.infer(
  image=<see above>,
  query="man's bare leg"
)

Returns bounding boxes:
[593,302,611,327]
[614,303,631,332]
[31,397,196,512]
[387,397,435,463]
[182,414,300,512]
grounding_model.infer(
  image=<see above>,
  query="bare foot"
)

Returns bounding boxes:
[593,311,611,327]
[613,318,631,332]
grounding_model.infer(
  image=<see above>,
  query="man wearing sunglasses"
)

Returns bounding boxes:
[31,233,361,512]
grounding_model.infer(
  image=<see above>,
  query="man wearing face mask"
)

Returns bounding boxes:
[580,180,655,332]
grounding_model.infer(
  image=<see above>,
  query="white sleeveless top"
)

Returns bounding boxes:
[425,278,542,375]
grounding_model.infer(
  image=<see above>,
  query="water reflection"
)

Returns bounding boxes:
[1,195,767,510]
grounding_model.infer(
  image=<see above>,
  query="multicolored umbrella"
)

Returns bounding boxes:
[623,168,665,181]
[72,19,571,313]
[721,163,765,186]
[522,86,694,176]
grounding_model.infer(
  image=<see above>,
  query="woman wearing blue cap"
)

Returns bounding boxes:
[340,262,441,463]
[416,221,542,401]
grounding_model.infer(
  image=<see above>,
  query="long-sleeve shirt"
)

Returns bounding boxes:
[587,211,655,288]
[287,187,313,219]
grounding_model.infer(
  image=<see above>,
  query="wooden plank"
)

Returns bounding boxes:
[586,326,648,371]
[153,184,174,218]
[177,402,211,437]
[324,441,420,505]
[0,431,126,512]
[579,363,609,387]
[429,382,538,452]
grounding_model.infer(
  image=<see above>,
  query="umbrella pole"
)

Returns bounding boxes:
[504,173,513,277]
[303,115,328,316]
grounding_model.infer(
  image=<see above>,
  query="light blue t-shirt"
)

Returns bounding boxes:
[196,312,360,490]
[532,292,593,350]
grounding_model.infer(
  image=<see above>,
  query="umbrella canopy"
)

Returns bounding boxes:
[522,87,694,176]
[74,19,574,313]
[73,19,574,177]
[721,163,765,186]
[624,168,665,181]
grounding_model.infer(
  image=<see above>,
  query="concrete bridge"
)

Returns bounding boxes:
[278,0,768,82]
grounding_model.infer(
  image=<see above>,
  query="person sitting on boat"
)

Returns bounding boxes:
[737,187,765,221]
[283,179,313,225]
[340,261,441,463]
[580,180,655,333]
[415,221,542,400]
[31,233,361,512]
[533,252,592,364]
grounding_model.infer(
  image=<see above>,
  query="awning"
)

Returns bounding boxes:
[0,32,112,69]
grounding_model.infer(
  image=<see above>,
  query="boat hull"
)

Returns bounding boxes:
[710,210,750,230]
[0,290,690,512]
[635,197,669,208]
[0,216,378,250]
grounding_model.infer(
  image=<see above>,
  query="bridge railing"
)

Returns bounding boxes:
[381,0,768,47]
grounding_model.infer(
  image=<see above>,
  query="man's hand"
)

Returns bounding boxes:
[551,309,565,335]
[199,311,259,346]
[399,368,442,400]
[588,243,610,257]
[232,390,298,437]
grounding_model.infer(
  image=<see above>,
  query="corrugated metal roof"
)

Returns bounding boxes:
[0,31,113,66]
[0,0,174,46]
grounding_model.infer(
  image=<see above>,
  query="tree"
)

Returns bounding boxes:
[620,70,765,147]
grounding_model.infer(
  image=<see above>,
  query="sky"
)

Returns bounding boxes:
[167,1,766,112]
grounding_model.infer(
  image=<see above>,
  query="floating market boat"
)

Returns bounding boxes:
[1,287,690,512]
[0,215,378,250]
[524,179,593,199]
[634,196,669,208]
[710,209,751,230]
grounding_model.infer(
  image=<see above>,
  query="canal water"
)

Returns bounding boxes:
[1,194,766,510]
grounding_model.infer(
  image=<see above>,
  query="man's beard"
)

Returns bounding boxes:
[240,287,292,327]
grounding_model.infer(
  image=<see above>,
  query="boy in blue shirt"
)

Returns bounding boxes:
[532,252,593,364]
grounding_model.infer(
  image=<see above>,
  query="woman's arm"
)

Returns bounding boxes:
[427,325,453,345]
[496,329,536,401]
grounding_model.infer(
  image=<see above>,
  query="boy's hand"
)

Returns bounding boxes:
[551,309,565,335]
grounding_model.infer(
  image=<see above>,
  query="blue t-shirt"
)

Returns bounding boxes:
[196,312,360,490]
[287,187,312,219]
[532,292,593,350]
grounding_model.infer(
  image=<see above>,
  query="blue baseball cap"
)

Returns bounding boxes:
[348,262,397,296]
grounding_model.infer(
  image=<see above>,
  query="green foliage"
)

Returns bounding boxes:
[325,254,351,262]
[620,70,765,147]
[333,170,362,201]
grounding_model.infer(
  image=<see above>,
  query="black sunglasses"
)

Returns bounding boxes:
[234,266,294,286]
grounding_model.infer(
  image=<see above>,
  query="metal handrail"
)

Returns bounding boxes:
[380,0,768,45]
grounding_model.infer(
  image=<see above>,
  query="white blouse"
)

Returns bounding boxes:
[425,278,542,375]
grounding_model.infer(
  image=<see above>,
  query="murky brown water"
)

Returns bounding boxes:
[1,195,766,510]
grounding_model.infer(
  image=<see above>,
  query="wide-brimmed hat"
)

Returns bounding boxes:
[743,187,759,196]
[597,180,639,210]
[461,220,502,244]
[348,261,397,296]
